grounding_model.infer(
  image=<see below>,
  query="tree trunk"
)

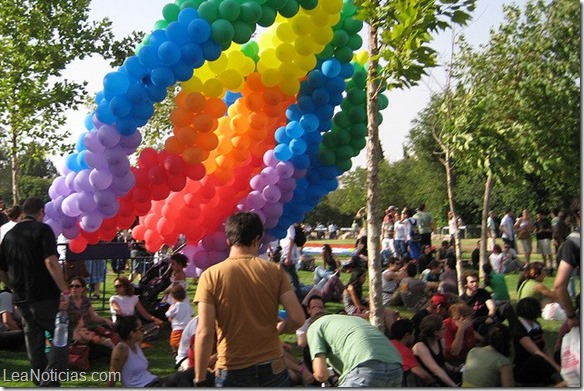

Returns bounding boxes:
[366,22,384,332]
[10,127,19,204]
[479,173,494,279]
[443,149,463,294]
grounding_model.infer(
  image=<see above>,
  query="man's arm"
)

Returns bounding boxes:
[279,290,304,334]
[44,255,68,293]
[553,261,578,329]
[312,353,329,383]
[194,301,216,383]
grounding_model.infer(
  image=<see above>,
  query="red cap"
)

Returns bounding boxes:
[431,294,448,306]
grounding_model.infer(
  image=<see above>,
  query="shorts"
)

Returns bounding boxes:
[519,238,532,253]
[537,239,552,256]
[170,329,183,349]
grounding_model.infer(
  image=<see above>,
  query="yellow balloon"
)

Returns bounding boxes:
[182,75,203,93]
[294,39,314,56]
[310,11,330,27]
[328,12,341,25]
[227,51,245,69]
[280,77,300,96]
[322,0,343,14]
[208,52,229,74]
[276,22,295,43]
[279,62,302,80]
[354,50,369,66]
[260,68,281,87]
[220,69,243,91]
[295,54,317,72]
[312,26,333,45]
[291,15,312,36]
[195,63,214,83]
[275,42,296,63]
[258,30,274,51]
[202,78,224,98]
[240,56,256,76]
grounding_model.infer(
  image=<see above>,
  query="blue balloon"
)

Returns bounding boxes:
[312,88,330,106]
[189,19,212,44]
[201,39,221,61]
[289,138,307,155]
[321,59,341,78]
[148,29,168,48]
[319,166,338,180]
[146,84,167,102]
[158,41,181,65]
[94,91,105,105]
[318,119,332,132]
[103,71,130,97]
[285,104,302,121]
[181,43,203,66]
[137,45,161,69]
[166,21,190,45]
[109,95,132,118]
[171,61,194,81]
[274,144,293,161]
[291,154,310,170]
[307,70,326,88]
[340,62,355,79]
[326,76,346,94]
[150,66,176,87]
[285,121,303,139]
[76,151,90,170]
[178,7,199,24]
[84,114,95,131]
[66,154,82,172]
[131,101,155,120]
[297,96,315,112]
[123,56,149,80]
[126,83,149,104]
[299,113,319,132]
[329,92,343,106]
[303,130,322,147]
[96,100,116,124]
[274,126,290,143]
[315,104,334,121]
[76,132,87,152]
[116,117,139,136]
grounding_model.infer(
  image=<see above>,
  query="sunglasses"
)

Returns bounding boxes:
[69,284,83,288]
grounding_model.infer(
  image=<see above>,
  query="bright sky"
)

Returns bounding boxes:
[55,0,531,170]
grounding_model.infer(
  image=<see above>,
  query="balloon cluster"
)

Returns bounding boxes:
[46,0,389,273]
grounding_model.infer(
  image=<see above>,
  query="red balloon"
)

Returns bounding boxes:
[184,162,206,181]
[148,166,167,185]
[138,148,159,168]
[132,224,147,241]
[164,155,185,174]
[150,183,170,200]
[69,237,88,253]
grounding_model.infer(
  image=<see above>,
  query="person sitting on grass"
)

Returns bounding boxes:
[109,276,164,327]
[411,293,450,341]
[165,285,194,355]
[108,315,164,387]
[482,263,510,306]
[517,262,557,309]
[459,271,497,336]
[70,312,114,361]
[399,262,439,312]
[442,303,481,367]
[313,244,340,287]
[389,318,434,386]
[342,268,369,317]
[462,324,514,387]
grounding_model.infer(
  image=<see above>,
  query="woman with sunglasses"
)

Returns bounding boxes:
[109,276,164,326]
[108,315,163,387]
[68,276,113,328]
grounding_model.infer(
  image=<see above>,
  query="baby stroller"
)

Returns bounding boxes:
[135,256,173,323]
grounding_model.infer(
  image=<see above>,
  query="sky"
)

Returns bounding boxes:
[55,0,532,170]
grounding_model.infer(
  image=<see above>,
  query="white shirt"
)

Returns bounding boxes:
[176,316,199,365]
[500,214,514,239]
[394,220,407,241]
[489,253,505,273]
[0,221,17,244]
[109,295,139,322]
[165,301,194,331]
[279,225,299,263]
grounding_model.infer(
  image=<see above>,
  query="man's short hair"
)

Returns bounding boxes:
[307,295,324,308]
[225,212,263,247]
[406,262,418,277]
[462,270,478,286]
[22,198,45,216]
[388,318,413,340]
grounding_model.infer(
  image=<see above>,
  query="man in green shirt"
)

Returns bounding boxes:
[414,203,436,247]
[307,314,402,387]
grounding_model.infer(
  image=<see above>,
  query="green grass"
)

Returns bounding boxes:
[0,238,575,387]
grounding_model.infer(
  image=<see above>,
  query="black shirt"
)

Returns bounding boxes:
[534,218,552,240]
[459,288,492,319]
[0,216,60,303]
[556,232,580,269]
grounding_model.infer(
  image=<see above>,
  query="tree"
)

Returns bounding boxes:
[0,0,127,203]
[353,0,475,331]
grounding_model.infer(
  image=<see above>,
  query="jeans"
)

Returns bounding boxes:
[394,240,406,258]
[341,360,403,387]
[314,267,335,286]
[19,299,69,386]
[215,359,291,387]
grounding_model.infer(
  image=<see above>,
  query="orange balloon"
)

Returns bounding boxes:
[244,92,264,112]
[185,92,207,113]
[205,98,227,118]
[165,136,185,154]
[192,112,215,133]
[194,131,219,151]
[231,135,250,149]
[176,126,198,146]
[182,146,205,164]
[175,91,189,109]
[170,107,192,127]
[248,112,268,129]
[245,72,264,92]
[229,114,249,135]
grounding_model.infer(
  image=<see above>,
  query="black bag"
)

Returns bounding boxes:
[410,218,421,242]
[294,225,307,247]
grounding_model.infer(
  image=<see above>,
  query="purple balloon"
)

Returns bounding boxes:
[49,176,71,199]
[97,125,121,148]
[249,174,267,191]
[263,201,283,220]
[62,225,80,239]
[262,150,279,168]
[45,218,63,238]
[73,169,93,193]
[251,209,266,224]
[260,167,279,185]
[61,194,81,217]
[110,170,135,195]
[80,211,103,233]
[47,196,66,220]
[262,185,281,203]
[84,130,106,154]
[119,129,142,150]
[89,168,113,191]
[246,190,265,210]
[44,201,58,220]
[263,216,278,229]
[279,188,294,203]
[76,191,98,213]
[65,171,77,191]
[85,150,108,169]
[61,215,77,230]
[105,146,128,171]
[276,161,294,179]
[278,177,296,193]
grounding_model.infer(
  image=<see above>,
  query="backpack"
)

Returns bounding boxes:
[294,225,307,247]
[410,218,421,242]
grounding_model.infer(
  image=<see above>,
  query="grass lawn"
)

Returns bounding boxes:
[0,237,576,387]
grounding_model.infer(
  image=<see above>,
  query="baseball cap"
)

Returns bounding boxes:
[431,294,448,306]
[387,205,396,211]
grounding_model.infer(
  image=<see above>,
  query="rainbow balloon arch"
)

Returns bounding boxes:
[45,0,389,276]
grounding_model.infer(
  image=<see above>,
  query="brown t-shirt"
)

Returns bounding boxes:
[194,255,293,370]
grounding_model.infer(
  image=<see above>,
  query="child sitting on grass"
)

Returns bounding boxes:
[165,285,194,354]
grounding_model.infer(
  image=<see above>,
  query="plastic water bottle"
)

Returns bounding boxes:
[53,310,69,347]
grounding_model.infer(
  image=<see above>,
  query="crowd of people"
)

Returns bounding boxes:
[0,194,580,387]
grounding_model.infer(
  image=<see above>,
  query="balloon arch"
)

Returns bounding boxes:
[45,0,389,276]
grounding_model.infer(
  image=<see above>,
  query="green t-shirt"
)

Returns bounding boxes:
[518,279,544,303]
[488,272,510,301]
[462,346,511,387]
[307,314,402,384]
[414,211,434,234]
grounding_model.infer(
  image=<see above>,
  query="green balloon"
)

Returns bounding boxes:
[322,132,337,149]
[377,112,384,125]
[319,147,336,166]
[336,158,352,173]
[240,1,263,24]
[317,44,335,61]
[350,123,368,138]
[343,18,363,35]
[180,0,199,10]
[333,111,351,129]
[232,20,254,44]
[267,0,288,10]
[347,34,363,50]
[349,106,367,124]
[211,19,235,45]
[352,70,367,89]
[219,0,241,21]
[279,0,299,17]
[163,3,180,22]
[334,46,354,64]
[335,128,351,145]
[336,145,353,161]
[241,41,260,62]
[341,0,358,17]
[258,4,277,27]
[347,88,366,105]
[332,30,349,48]
[298,0,317,10]
[154,19,169,30]
[378,94,389,110]
[198,1,219,22]
[351,137,366,153]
